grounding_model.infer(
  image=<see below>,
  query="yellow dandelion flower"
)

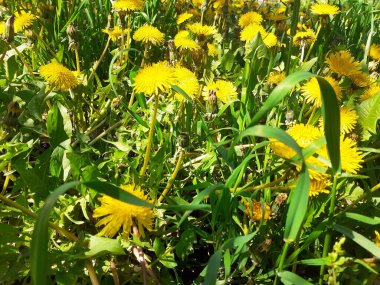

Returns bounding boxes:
[270,124,329,180]
[187,22,216,37]
[375,231,380,246]
[268,13,288,21]
[102,26,126,42]
[133,25,164,46]
[173,66,199,101]
[267,71,286,86]
[318,136,363,174]
[238,11,263,28]
[325,50,361,77]
[93,184,153,238]
[133,61,176,95]
[262,32,278,48]
[14,11,36,32]
[244,199,271,222]
[368,44,380,61]
[174,30,200,51]
[311,3,340,16]
[360,84,380,101]
[0,21,5,35]
[203,80,238,104]
[308,179,331,197]
[112,0,144,12]
[40,61,78,91]
[320,107,358,134]
[293,29,317,46]
[349,71,373,87]
[207,43,218,56]
[177,12,193,25]
[301,76,342,108]
[192,0,203,8]
[240,23,265,41]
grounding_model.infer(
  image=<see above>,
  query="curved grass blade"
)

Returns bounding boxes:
[237,125,309,242]
[316,77,341,174]
[278,271,313,285]
[343,212,380,225]
[334,224,380,259]
[250,71,313,126]
[31,181,81,285]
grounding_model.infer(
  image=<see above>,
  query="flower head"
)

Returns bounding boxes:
[301,76,342,108]
[240,23,265,41]
[375,231,380,246]
[177,12,193,25]
[133,25,164,46]
[133,61,176,95]
[102,26,126,42]
[238,11,263,28]
[40,61,78,91]
[320,107,358,135]
[93,184,154,238]
[174,30,199,51]
[262,32,278,48]
[244,199,271,222]
[368,44,380,61]
[267,71,286,86]
[308,179,331,197]
[203,80,238,104]
[311,3,340,16]
[360,84,380,101]
[173,66,199,101]
[112,0,144,12]
[325,51,361,77]
[14,11,36,32]
[207,43,218,57]
[187,22,216,37]
[293,29,316,46]
[349,71,373,87]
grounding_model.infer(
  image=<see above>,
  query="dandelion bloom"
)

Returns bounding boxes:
[244,199,271,222]
[93,184,154,238]
[177,12,193,25]
[320,107,358,135]
[238,11,263,28]
[293,29,316,46]
[270,124,328,180]
[301,76,342,108]
[0,22,5,34]
[262,32,278,48]
[174,31,199,51]
[207,43,217,56]
[325,50,361,77]
[133,25,164,46]
[267,71,286,86]
[14,11,36,32]
[375,231,380,246]
[173,66,199,101]
[311,3,340,16]
[240,23,265,42]
[203,80,238,104]
[318,136,363,174]
[133,61,176,95]
[112,0,144,12]
[308,179,330,197]
[102,26,126,42]
[360,84,380,101]
[349,71,373,87]
[368,44,380,61]
[187,22,216,37]
[40,61,78,91]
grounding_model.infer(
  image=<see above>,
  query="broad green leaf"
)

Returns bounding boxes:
[343,212,380,225]
[334,224,380,259]
[204,250,223,285]
[159,252,177,269]
[278,271,313,285]
[31,181,81,285]
[297,57,318,71]
[47,103,69,148]
[357,92,380,141]
[80,235,124,258]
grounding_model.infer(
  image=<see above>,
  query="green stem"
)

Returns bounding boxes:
[88,120,124,146]
[9,42,35,78]
[88,36,111,83]
[140,94,159,177]
[319,175,338,285]
[275,242,290,284]
[157,150,185,203]
[285,0,300,74]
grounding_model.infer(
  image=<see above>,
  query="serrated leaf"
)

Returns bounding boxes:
[357,92,380,140]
